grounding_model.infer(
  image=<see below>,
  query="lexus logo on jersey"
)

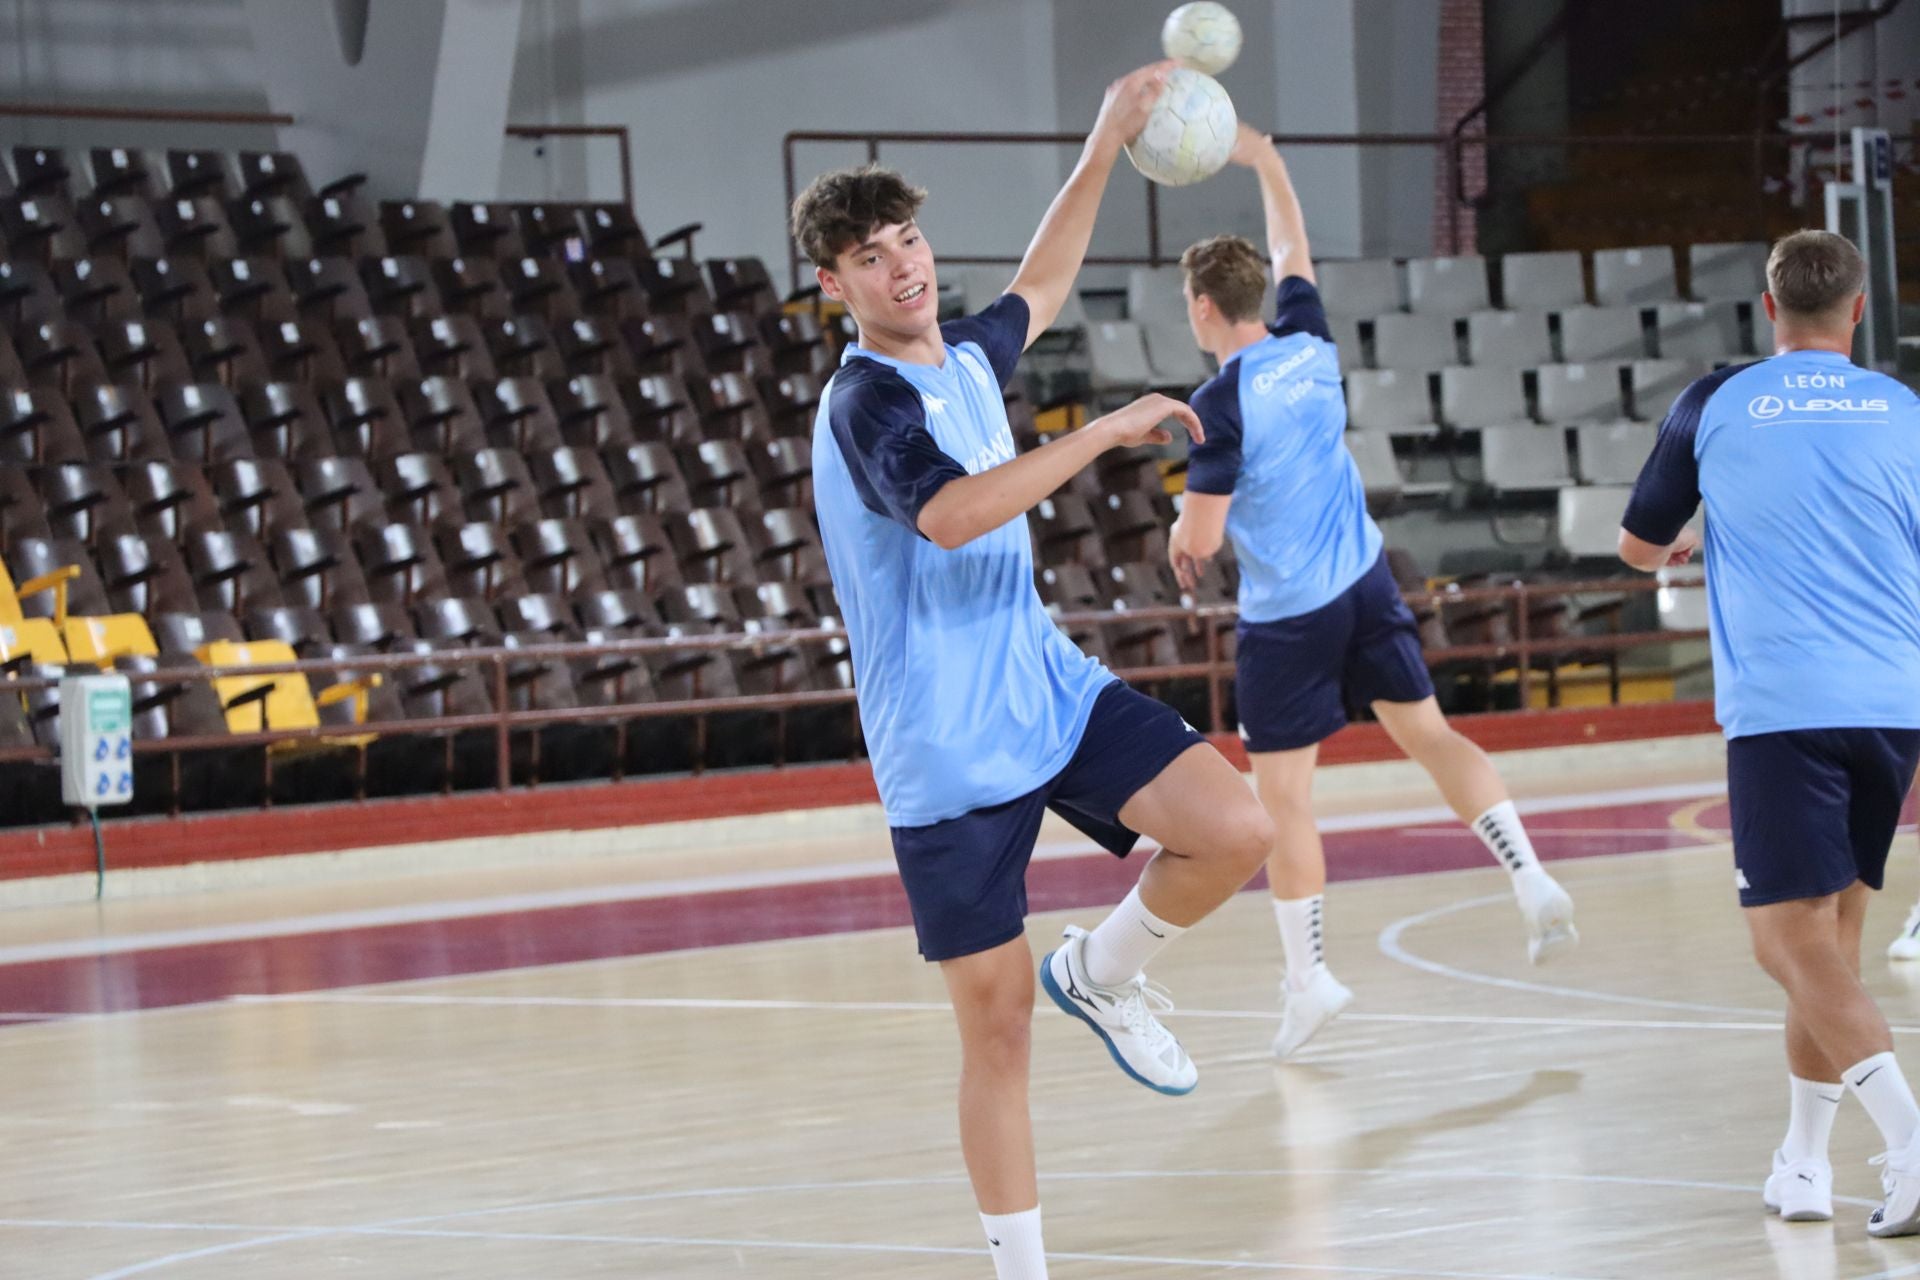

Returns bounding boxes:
[1748,395,1785,420]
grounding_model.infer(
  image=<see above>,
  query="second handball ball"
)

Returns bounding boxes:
[1125,66,1236,187]
[1162,2,1242,76]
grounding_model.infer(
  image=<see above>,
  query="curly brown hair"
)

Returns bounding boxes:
[790,164,928,270]
[1179,234,1268,323]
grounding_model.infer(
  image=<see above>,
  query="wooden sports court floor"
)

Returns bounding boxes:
[5,733,1920,1278]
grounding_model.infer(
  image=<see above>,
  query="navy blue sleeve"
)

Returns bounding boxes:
[828,367,967,535]
[1184,368,1245,496]
[1620,367,1745,545]
[1268,274,1333,343]
[940,292,1030,388]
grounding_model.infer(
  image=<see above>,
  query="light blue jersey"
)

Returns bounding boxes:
[1623,350,1920,738]
[1186,277,1382,622]
[811,294,1113,827]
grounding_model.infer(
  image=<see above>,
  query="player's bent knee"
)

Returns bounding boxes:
[1223,803,1277,875]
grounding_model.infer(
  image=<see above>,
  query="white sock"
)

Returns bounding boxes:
[1847,1052,1920,1151]
[1081,885,1186,987]
[982,1205,1047,1280]
[1274,894,1326,991]
[1782,1074,1844,1163]
[1472,800,1543,878]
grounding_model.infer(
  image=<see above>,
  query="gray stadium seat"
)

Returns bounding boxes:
[1536,362,1626,423]
[1406,256,1490,315]
[1370,312,1458,371]
[1481,426,1572,492]
[1465,310,1553,368]
[1556,485,1633,558]
[1345,369,1437,437]
[1141,324,1213,388]
[1687,241,1767,301]
[1324,313,1364,372]
[1628,359,1707,421]
[1654,300,1744,362]
[1345,430,1404,503]
[1573,421,1656,485]
[1315,259,1402,318]
[1087,320,1154,400]
[1500,251,1586,310]
[1592,246,1679,306]
[1438,366,1528,428]
[942,265,1013,314]
[1558,306,1648,363]
[1126,266,1188,327]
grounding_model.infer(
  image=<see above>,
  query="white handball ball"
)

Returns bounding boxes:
[1161,2,1242,76]
[1124,66,1237,188]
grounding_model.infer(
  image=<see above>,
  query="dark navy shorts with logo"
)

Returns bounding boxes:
[1728,727,1920,907]
[1233,550,1435,753]
[890,680,1208,962]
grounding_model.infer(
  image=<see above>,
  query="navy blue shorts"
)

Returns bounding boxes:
[1728,728,1920,907]
[890,681,1209,962]
[1234,550,1435,753]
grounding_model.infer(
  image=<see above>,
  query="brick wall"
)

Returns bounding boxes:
[1432,0,1485,255]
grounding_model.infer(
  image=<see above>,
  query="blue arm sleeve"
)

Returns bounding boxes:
[1184,371,1245,496]
[940,292,1031,388]
[1620,375,1714,545]
[827,369,968,535]
[1268,275,1333,343]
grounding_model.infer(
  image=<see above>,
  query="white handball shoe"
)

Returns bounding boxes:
[1514,868,1578,964]
[1040,925,1197,1096]
[1888,900,1920,961]
[1870,1139,1920,1237]
[1762,1150,1834,1222]
[1271,964,1353,1060]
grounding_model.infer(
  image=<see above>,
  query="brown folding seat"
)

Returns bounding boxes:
[334,315,420,381]
[694,312,771,378]
[658,581,742,628]
[1099,561,1186,669]
[379,200,456,259]
[1005,381,1042,451]
[7,535,113,618]
[19,320,110,393]
[665,509,756,584]
[11,146,72,199]
[760,371,823,435]
[548,374,635,450]
[636,255,714,317]
[239,380,334,460]
[0,467,52,554]
[330,600,417,651]
[412,313,497,381]
[1032,493,1104,568]
[531,446,620,520]
[436,522,526,602]
[353,522,449,606]
[415,594,504,646]
[473,375,563,453]
[568,588,662,720]
[738,580,820,629]
[750,437,814,509]
[293,455,385,531]
[359,255,443,320]
[183,315,272,388]
[208,457,306,540]
[209,257,297,323]
[97,316,192,389]
[455,449,540,525]
[749,508,829,584]
[1037,564,1115,665]
[603,441,692,514]
[0,330,22,385]
[268,526,370,611]
[153,195,241,261]
[305,192,385,259]
[696,371,776,445]
[0,387,87,465]
[376,452,465,526]
[760,309,834,379]
[157,381,253,464]
[1,194,86,262]
[285,256,373,322]
[151,609,244,657]
[499,256,578,322]
[449,202,524,260]
[705,257,780,317]
[482,314,563,380]
[592,513,680,593]
[78,195,164,262]
[182,528,282,613]
[0,259,64,326]
[243,603,332,656]
[430,257,508,319]
[87,147,157,200]
[622,313,705,383]
[97,532,197,615]
[37,462,134,546]
[573,203,656,260]
[321,376,410,460]
[73,381,172,463]
[396,375,487,455]
[258,315,347,385]
[123,460,220,544]
[165,150,232,202]
[236,151,317,205]
[514,204,582,260]
[678,439,761,510]
[512,517,607,595]
[1093,489,1172,564]
[228,194,314,260]
[623,372,700,445]
[499,592,580,639]
[568,257,648,319]
[554,316,634,379]
[53,256,139,322]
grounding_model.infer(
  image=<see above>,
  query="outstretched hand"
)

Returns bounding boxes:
[1227,122,1278,169]
[1096,393,1204,450]
[1091,61,1175,153]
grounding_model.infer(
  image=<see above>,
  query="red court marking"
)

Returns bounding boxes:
[0,795,1717,1019]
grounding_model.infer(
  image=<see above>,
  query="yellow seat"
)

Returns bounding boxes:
[0,559,80,628]
[0,619,69,670]
[194,640,382,748]
[62,615,160,666]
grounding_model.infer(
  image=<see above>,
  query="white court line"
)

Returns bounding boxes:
[0,778,1728,967]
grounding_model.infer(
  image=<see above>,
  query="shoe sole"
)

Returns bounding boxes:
[1038,950,1195,1098]
[1869,1214,1920,1238]
[1890,940,1920,961]
[1764,1195,1833,1222]
[1273,988,1353,1060]
[1528,920,1579,965]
